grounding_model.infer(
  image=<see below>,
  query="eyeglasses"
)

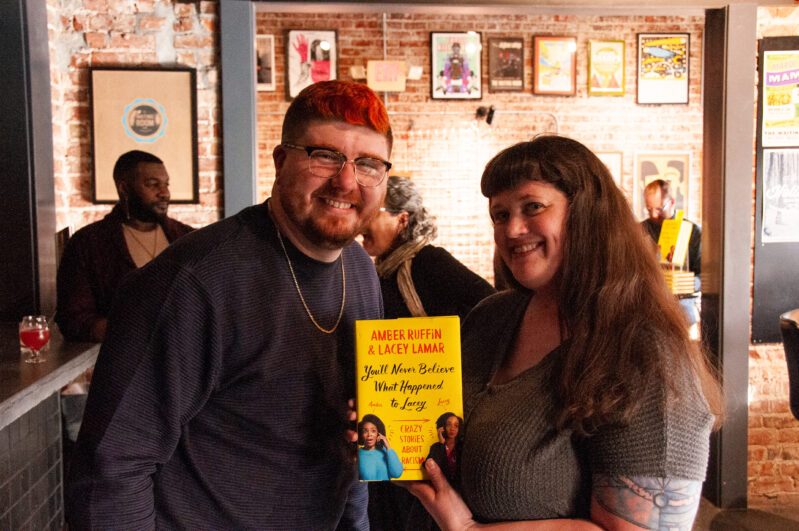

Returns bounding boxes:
[282,143,391,187]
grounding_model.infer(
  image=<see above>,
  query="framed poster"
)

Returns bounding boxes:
[431,32,482,99]
[588,40,625,96]
[761,49,799,147]
[761,149,799,243]
[533,36,576,96]
[595,151,623,185]
[636,33,689,104]
[488,37,524,92]
[286,29,337,100]
[89,67,198,204]
[633,152,691,220]
[256,34,275,91]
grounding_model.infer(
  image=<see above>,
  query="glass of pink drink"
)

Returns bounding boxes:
[19,315,50,364]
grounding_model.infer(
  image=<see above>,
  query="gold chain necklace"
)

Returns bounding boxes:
[124,224,158,259]
[276,227,346,334]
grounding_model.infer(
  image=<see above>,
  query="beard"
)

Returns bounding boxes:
[127,193,166,223]
[279,191,376,251]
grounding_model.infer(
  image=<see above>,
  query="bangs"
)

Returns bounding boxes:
[481,142,549,198]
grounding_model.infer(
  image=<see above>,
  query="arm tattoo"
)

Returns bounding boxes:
[593,474,702,530]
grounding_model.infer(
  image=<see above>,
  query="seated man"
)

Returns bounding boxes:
[641,179,701,327]
[55,150,194,342]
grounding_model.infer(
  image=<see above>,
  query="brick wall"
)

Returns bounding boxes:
[747,5,799,509]
[256,9,705,282]
[0,394,62,530]
[46,0,222,232]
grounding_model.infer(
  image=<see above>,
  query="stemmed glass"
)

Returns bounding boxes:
[19,315,50,364]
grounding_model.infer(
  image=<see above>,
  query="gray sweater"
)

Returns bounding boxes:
[459,290,714,522]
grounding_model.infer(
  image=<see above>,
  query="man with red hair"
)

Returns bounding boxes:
[66,81,392,529]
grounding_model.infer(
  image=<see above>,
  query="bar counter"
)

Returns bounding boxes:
[0,321,99,529]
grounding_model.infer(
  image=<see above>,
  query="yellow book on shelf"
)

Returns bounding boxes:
[355,315,463,481]
[657,210,692,269]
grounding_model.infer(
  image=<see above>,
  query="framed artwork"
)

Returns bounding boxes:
[761,149,799,243]
[488,37,524,92]
[595,151,623,185]
[431,32,482,99]
[634,152,691,220]
[533,36,576,95]
[255,34,275,91]
[761,49,799,147]
[286,29,337,100]
[89,67,198,204]
[588,40,625,96]
[636,33,689,104]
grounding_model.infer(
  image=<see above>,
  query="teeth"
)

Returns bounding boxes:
[325,198,352,209]
[513,242,540,254]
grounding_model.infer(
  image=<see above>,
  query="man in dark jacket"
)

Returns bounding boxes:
[55,150,194,342]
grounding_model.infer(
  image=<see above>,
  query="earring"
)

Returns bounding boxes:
[124,196,131,221]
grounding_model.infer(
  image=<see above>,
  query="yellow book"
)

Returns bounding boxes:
[657,210,693,269]
[354,315,463,481]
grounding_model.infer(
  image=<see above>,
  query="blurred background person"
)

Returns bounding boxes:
[361,175,495,320]
[56,150,194,343]
[641,178,702,332]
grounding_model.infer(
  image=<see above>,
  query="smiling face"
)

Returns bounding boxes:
[360,421,379,450]
[271,121,389,260]
[489,180,569,292]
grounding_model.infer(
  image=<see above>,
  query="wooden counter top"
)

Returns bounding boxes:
[0,321,99,430]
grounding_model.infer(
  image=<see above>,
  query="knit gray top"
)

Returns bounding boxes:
[459,290,714,523]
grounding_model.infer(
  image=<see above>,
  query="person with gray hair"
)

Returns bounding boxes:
[361,175,495,319]
[360,176,495,531]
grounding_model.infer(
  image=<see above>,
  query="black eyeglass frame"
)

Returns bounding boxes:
[281,143,392,187]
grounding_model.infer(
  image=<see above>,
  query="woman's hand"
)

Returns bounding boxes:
[437,426,446,444]
[405,459,479,531]
[345,399,358,443]
[377,433,391,449]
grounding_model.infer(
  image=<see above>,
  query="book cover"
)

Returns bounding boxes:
[657,210,692,268]
[355,315,463,481]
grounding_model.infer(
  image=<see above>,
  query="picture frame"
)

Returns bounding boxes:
[636,33,689,104]
[488,37,524,92]
[634,152,691,220]
[286,29,337,100]
[255,33,275,91]
[431,32,482,100]
[89,67,198,204]
[761,49,799,147]
[595,151,623,185]
[533,36,577,96]
[761,148,799,243]
[588,40,625,96]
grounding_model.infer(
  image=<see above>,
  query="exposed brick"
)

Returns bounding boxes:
[84,32,108,49]
[138,15,166,31]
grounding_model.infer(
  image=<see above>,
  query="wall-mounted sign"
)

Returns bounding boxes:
[367,60,407,92]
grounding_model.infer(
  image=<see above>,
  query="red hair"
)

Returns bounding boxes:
[282,80,393,150]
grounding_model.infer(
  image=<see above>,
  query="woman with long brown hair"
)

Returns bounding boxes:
[408,135,723,530]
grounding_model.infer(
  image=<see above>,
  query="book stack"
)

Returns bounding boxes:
[662,269,696,295]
